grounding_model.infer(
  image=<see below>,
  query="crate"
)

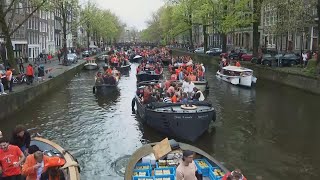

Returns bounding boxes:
[194,159,213,177]
[156,162,169,168]
[134,162,152,171]
[132,176,154,180]
[154,174,175,180]
[133,169,151,178]
[208,167,225,180]
[154,167,175,176]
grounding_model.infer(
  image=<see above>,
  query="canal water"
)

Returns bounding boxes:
[1,59,320,180]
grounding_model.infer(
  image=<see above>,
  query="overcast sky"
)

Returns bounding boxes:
[90,0,165,31]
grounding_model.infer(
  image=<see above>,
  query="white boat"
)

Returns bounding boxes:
[216,66,257,87]
[84,59,98,70]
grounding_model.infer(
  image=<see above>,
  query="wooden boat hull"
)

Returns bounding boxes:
[135,96,216,142]
[124,141,229,180]
[30,137,80,180]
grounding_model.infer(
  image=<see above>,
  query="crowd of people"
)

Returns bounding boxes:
[169,56,206,82]
[95,67,120,86]
[137,77,204,105]
[0,125,66,180]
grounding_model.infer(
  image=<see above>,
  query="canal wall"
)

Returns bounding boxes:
[0,61,86,120]
[172,49,320,95]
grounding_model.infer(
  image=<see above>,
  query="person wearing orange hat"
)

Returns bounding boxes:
[22,151,65,180]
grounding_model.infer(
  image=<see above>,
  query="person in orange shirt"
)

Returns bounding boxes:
[222,169,247,180]
[22,151,66,180]
[171,93,177,103]
[106,67,112,75]
[26,64,34,85]
[186,65,193,74]
[235,60,241,67]
[0,137,26,180]
[6,68,13,92]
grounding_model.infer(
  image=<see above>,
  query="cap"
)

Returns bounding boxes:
[183,150,194,157]
[47,157,66,167]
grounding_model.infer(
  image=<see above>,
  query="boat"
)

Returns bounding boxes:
[216,66,257,87]
[124,138,229,180]
[93,74,120,94]
[96,54,109,61]
[133,82,216,142]
[131,55,143,63]
[161,58,171,66]
[30,137,80,180]
[103,62,131,74]
[84,58,98,70]
[136,69,163,82]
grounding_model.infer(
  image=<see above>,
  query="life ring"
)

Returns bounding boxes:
[181,105,198,110]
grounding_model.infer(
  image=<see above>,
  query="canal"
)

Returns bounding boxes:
[1,58,320,180]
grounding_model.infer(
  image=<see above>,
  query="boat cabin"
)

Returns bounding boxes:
[220,66,253,76]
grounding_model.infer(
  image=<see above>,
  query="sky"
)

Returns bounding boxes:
[90,0,165,31]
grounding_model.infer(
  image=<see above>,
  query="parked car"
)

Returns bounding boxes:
[67,54,78,63]
[206,48,222,56]
[194,47,204,53]
[229,49,248,60]
[261,54,281,66]
[82,51,90,57]
[280,53,300,66]
[240,52,253,61]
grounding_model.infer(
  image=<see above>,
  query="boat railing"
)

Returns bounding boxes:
[147,101,213,109]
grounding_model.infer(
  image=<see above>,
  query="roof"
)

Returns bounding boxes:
[222,66,253,72]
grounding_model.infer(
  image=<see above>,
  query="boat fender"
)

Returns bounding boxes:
[180,105,198,110]
[93,86,96,94]
[131,97,136,113]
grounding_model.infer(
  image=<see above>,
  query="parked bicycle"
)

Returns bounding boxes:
[12,73,27,84]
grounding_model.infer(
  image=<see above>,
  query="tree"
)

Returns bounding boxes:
[0,0,46,71]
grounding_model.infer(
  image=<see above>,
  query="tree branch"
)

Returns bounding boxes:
[9,0,46,37]
[3,0,17,16]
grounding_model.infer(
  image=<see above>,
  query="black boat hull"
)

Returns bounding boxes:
[103,64,131,74]
[94,84,118,95]
[136,73,162,82]
[135,97,216,142]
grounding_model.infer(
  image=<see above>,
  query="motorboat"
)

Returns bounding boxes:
[93,73,120,94]
[216,66,257,87]
[84,58,98,70]
[125,138,228,180]
[132,81,216,142]
[136,62,163,82]
[30,137,80,180]
[136,69,163,82]
[103,62,131,74]
[131,55,143,63]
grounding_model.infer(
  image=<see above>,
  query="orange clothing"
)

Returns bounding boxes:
[236,61,241,67]
[22,154,65,180]
[6,70,12,81]
[222,172,247,180]
[189,75,197,81]
[106,68,112,74]
[26,65,34,76]
[171,95,177,103]
[0,145,23,177]
[187,66,193,73]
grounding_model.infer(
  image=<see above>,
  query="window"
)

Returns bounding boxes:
[19,3,23,14]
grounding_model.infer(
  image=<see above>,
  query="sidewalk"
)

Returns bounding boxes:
[2,58,85,95]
